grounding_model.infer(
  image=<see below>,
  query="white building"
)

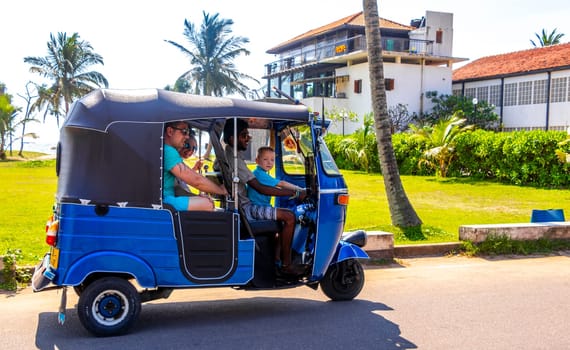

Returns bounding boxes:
[263,10,465,134]
[452,43,570,131]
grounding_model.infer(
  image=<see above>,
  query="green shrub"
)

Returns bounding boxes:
[461,235,570,256]
[326,130,569,188]
[1,249,28,291]
[15,159,56,168]
[452,130,568,187]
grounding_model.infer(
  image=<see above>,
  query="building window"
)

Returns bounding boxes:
[452,88,462,96]
[532,79,547,104]
[504,83,517,106]
[551,77,567,103]
[354,79,362,94]
[436,30,443,44]
[476,86,489,102]
[464,87,476,98]
[385,78,395,91]
[489,85,501,107]
[518,81,532,105]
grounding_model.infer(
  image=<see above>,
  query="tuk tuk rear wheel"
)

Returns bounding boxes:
[320,259,365,301]
[77,277,141,337]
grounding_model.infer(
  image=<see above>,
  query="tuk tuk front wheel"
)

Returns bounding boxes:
[320,259,365,301]
[77,277,141,337]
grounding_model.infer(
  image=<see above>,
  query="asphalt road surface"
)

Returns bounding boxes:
[1,253,569,349]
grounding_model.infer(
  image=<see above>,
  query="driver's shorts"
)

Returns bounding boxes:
[242,203,277,221]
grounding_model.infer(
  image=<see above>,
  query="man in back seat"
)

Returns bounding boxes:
[164,121,228,211]
[223,119,307,276]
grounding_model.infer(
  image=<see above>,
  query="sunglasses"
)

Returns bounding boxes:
[172,126,191,135]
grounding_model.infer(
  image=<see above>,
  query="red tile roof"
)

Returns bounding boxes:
[267,12,413,53]
[452,43,570,81]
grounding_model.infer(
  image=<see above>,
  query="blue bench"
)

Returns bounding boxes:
[530,209,565,223]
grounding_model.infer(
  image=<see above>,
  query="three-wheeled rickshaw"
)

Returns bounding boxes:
[32,89,368,336]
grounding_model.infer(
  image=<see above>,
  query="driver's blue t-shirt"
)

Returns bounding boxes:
[247,165,280,206]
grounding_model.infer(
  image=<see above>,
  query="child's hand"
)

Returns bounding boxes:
[193,159,204,171]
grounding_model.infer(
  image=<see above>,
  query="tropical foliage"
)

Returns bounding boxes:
[165,12,258,98]
[326,129,568,188]
[410,115,474,177]
[338,113,377,172]
[555,128,570,164]
[452,130,569,187]
[0,87,19,160]
[422,91,499,130]
[530,28,565,47]
[24,32,108,126]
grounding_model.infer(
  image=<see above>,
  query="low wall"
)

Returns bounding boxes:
[363,231,394,259]
[459,222,570,243]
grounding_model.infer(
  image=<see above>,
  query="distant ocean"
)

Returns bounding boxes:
[21,141,58,155]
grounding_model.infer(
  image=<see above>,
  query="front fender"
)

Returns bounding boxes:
[332,240,369,264]
[62,251,157,288]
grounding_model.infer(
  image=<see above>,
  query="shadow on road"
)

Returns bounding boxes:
[35,296,417,349]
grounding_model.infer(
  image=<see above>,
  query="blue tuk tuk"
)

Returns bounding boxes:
[32,89,368,336]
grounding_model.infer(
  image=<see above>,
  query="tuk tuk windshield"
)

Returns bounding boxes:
[317,136,341,176]
[280,126,313,175]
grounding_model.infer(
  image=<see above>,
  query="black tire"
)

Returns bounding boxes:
[77,277,141,337]
[320,259,365,301]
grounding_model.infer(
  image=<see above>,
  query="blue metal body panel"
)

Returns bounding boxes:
[335,240,370,262]
[52,203,254,288]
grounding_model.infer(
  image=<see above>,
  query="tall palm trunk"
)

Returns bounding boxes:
[363,0,422,227]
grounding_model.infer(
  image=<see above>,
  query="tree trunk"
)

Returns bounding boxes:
[362,0,422,227]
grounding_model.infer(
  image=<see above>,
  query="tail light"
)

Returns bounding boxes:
[45,215,59,246]
[336,193,349,206]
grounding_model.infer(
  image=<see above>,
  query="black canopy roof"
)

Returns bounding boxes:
[65,89,310,132]
[57,89,310,207]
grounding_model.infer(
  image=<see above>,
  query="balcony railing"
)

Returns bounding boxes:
[265,35,433,76]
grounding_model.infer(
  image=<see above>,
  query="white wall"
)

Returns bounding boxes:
[426,11,453,57]
[409,11,454,57]
[454,70,570,130]
[308,61,452,135]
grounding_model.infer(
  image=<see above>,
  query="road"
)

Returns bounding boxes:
[1,253,569,349]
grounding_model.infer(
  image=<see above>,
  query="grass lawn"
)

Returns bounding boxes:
[0,157,58,265]
[343,170,570,244]
[1,157,569,265]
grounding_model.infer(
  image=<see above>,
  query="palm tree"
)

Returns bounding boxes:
[362,0,422,227]
[0,89,20,160]
[410,115,474,177]
[165,12,259,98]
[165,77,194,94]
[530,28,565,47]
[24,32,108,126]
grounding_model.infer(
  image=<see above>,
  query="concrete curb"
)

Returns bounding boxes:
[361,231,462,259]
[364,242,463,260]
[393,242,463,258]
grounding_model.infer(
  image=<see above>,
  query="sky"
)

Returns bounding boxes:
[2,0,569,146]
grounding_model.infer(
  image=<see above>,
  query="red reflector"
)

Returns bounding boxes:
[45,220,59,246]
[46,234,57,246]
[337,194,349,206]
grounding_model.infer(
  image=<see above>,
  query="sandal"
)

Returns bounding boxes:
[280,264,306,276]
